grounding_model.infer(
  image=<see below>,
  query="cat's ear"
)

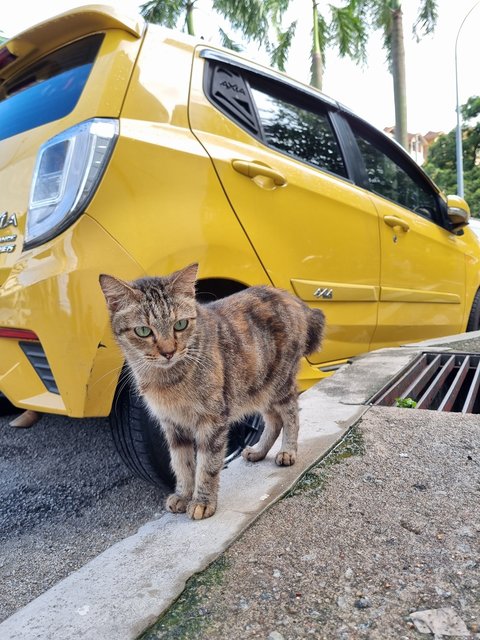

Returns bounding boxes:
[168,263,198,296]
[99,274,140,312]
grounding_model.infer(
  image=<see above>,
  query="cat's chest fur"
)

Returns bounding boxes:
[142,380,214,428]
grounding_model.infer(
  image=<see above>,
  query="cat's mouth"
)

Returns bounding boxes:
[152,350,187,369]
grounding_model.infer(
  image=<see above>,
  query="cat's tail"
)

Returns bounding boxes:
[304,308,326,356]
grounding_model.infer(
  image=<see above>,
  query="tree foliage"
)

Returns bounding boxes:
[139,1,369,91]
[140,0,287,49]
[356,1,438,149]
[358,0,437,66]
[141,0,191,31]
[424,96,480,215]
[308,1,368,90]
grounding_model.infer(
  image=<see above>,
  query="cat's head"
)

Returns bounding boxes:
[99,263,198,370]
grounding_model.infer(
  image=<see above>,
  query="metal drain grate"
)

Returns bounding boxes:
[370,352,480,413]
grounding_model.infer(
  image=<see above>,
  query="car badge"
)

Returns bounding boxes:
[0,211,18,230]
[314,287,333,300]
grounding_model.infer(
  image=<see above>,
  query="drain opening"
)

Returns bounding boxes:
[370,352,480,413]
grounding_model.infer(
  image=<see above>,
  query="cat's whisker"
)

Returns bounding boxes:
[183,352,212,373]
[185,347,214,365]
[112,365,147,414]
[89,362,125,388]
[184,354,210,371]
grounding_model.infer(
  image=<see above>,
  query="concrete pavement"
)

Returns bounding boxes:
[1,332,479,639]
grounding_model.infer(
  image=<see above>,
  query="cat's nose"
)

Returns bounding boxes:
[161,350,176,360]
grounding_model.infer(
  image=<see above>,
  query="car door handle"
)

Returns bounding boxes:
[232,160,287,186]
[383,215,410,232]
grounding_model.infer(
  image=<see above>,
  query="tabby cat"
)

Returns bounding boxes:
[99,264,325,520]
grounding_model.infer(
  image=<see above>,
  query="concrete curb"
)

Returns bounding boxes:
[2,333,478,639]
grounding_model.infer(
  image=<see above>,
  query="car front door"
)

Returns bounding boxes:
[345,117,467,348]
[188,52,381,366]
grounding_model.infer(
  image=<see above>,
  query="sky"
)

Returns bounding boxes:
[1,0,479,135]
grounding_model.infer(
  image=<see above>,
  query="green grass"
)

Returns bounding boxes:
[288,426,365,498]
[139,556,229,640]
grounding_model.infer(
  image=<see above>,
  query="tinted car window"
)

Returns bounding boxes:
[0,34,103,142]
[250,85,347,178]
[352,126,438,219]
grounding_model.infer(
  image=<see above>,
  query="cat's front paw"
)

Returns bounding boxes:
[242,446,266,462]
[275,451,296,466]
[166,493,189,513]
[187,500,217,520]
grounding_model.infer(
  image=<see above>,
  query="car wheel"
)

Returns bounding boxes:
[466,289,480,331]
[109,368,265,488]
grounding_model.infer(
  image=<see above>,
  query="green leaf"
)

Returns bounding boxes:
[395,397,417,408]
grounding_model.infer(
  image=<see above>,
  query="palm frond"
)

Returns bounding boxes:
[413,0,438,40]
[329,3,368,65]
[356,0,394,65]
[218,27,244,52]
[269,20,297,71]
[140,0,188,29]
[212,0,287,44]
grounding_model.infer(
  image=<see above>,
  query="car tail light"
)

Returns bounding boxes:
[25,118,118,249]
[0,328,39,340]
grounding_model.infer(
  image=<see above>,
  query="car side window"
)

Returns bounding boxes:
[204,62,347,179]
[249,85,347,178]
[351,124,439,220]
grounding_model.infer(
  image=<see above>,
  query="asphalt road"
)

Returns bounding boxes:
[0,408,167,623]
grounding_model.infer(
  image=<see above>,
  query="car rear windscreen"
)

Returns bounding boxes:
[0,34,104,142]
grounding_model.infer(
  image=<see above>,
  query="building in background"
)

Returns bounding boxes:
[384,127,443,165]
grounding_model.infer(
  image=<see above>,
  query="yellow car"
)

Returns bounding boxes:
[0,5,478,486]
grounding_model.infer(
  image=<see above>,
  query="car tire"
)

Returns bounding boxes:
[466,288,480,331]
[0,393,21,417]
[109,368,265,488]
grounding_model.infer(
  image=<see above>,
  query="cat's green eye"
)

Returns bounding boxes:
[173,319,189,332]
[134,326,152,338]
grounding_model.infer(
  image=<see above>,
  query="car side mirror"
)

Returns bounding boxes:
[447,194,470,229]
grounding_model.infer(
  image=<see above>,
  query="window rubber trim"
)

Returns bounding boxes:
[200,48,339,110]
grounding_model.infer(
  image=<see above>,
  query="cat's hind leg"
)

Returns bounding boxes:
[274,396,300,466]
[242,407,283,462]
[162,422,195,513]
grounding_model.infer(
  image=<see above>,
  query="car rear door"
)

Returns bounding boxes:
[188,50,381,366]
